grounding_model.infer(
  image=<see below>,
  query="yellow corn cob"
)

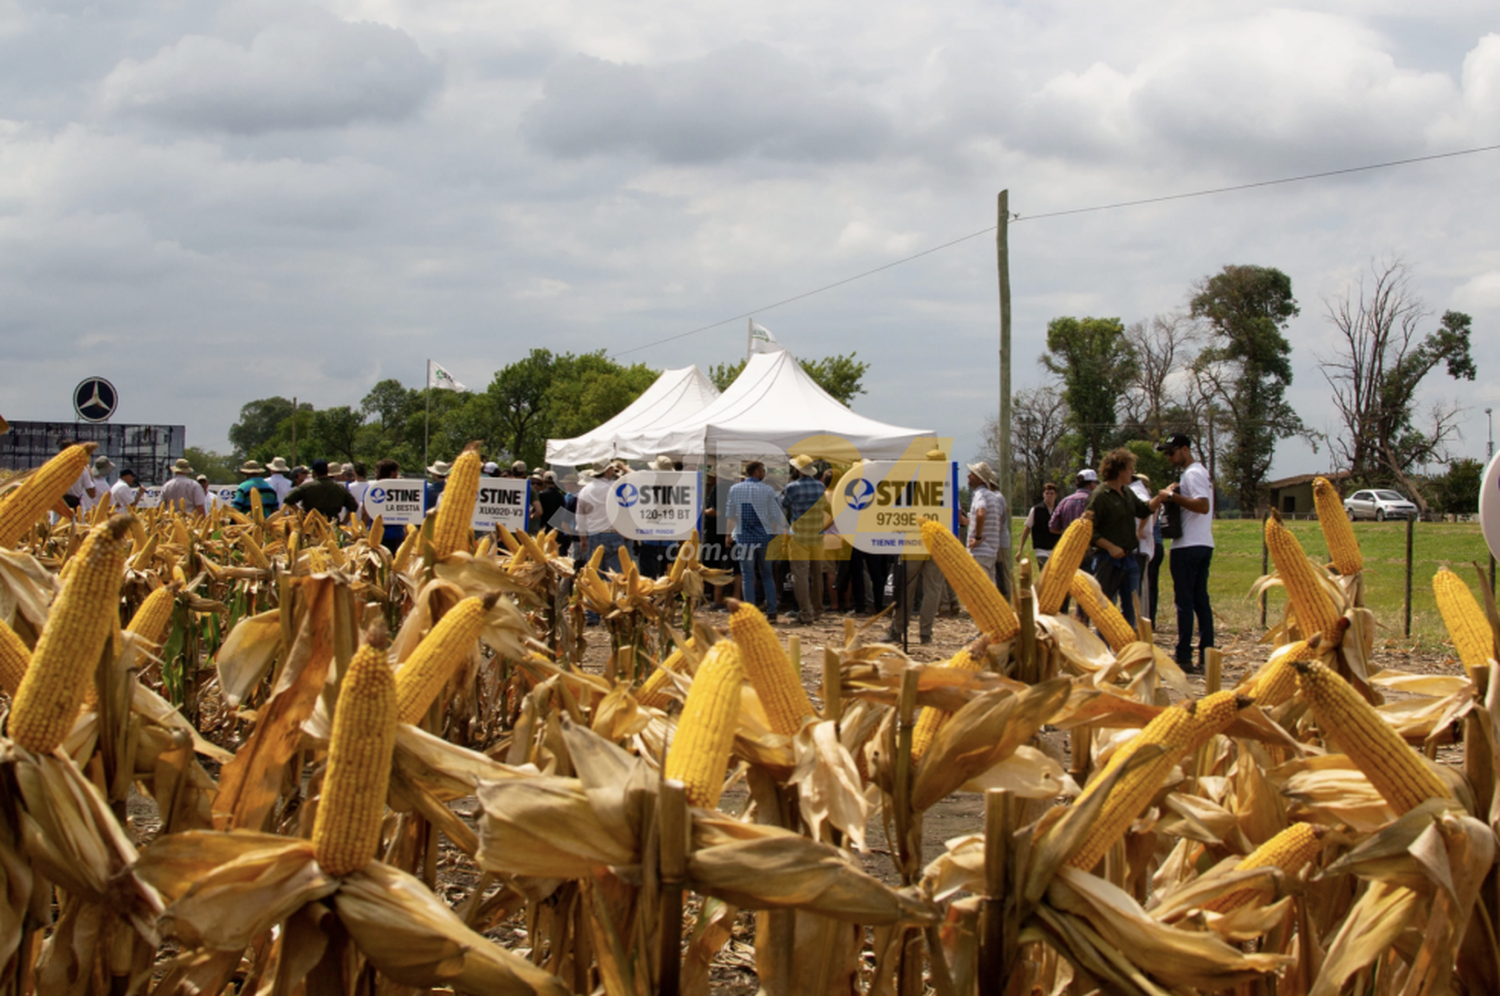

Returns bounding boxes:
[637,638,697,710]
[1069,572,1137,651]
[126,585,175,647]
[474,535,493,558]
[1068,691,1246,871]
[249,483,264,524]
[1434,567,1495,674]
[618,543,636,578]
[1036,512,1095,615]
[663,641,744,807]
[919,519,1019,641]
[1200,823,1325,914]
[1313,477,1362,575]
[668,530,699,584]
[0,618,30,696]
[7,516,130,753]
[514,527,549,567]
[496,523,522,555]
[910,639,987,761]
[431,445,481,558]
[129,533,159,572]
[0,443,96,548]
[1266,511,1342,640]
[1292,657,1454,813]
[312,640,397,876]
[586,544,605,573]
[394,592,499,724]
[391,525,420,574]
[727,601,816,736]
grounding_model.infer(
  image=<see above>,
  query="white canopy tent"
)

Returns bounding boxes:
[615,350,936,462]
[545,365,720,465]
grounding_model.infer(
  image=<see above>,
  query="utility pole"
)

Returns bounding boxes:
[290,396,298,468]
[997,191,1012,502]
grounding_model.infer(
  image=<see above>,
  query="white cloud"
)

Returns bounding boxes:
[101,14,441,133]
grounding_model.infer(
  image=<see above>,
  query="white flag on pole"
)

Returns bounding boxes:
[428,360,468,392]
[748,321,784,355]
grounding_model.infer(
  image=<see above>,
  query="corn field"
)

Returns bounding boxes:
[2,442,1500,996]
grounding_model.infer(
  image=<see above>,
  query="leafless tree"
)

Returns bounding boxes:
[986,386,1071,505]
[1121,311,1201,439]
[1317,258,1476,502]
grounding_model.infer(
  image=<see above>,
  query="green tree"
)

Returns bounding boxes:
[1040,317,1138,468]
[486,350,558,464]
[309,406,364,464]
[229,397,310,460]
[1189,265,1301,514]
[1432,457,1483,517]
[183,447,237,483]
[709,351,870,406]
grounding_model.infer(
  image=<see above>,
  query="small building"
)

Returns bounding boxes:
[0,420,186,486]
[1266,471,1351,517]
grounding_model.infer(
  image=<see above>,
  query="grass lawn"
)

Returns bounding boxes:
[1014,518,1496,651]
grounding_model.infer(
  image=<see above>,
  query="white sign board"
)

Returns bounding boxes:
[363,479,427,526]
[136,486,163,509]
[208,485,238,508]
[831,461,959,555]
[1481,451,1500,561]
[607,471,701,540]
[471,479,531,533]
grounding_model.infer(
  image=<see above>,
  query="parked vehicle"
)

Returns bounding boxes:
[1343,489,1419,521]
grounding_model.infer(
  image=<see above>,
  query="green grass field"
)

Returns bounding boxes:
[1014,518,1496,650]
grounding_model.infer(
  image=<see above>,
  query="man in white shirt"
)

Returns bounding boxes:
[265,457,293,505]
[110,468,144,510]
[1157,434,1215,673]
[81,455,115,511]
[61,440,96,512]
[160,458,208,517]
[965,461,1011,597]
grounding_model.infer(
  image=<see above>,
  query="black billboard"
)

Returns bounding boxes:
[0,421,186,486]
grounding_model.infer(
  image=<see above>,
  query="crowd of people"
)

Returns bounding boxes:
[58,431,1216,666]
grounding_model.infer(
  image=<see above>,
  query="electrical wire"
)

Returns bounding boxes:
[612,143,1500,358]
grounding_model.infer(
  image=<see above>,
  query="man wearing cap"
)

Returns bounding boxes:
[577,462,630,576]
[284,459,359,520]
[726,461,788,620]
[964,460,1011,598]
[782,454,830,625]
[1156,433,1215,673]
[425,460,450,511]
[482,461,500,477]
[265,457,293,505]
[82,455,116,510]
[509,460,529,479]
[160,458,207,516]
[109,468,144,511]
[531,470,565,536]
[232,460,280,515]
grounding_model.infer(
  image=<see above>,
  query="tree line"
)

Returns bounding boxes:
[192,349,869,479]
[990,259,1478,516]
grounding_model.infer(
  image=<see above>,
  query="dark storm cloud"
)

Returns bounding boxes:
[519,42,892,164]
[102,17,442,133]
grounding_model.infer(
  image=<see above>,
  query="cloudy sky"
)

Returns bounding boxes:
[2,0,1497,475]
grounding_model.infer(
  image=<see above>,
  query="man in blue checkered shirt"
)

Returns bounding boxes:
[781,454,830,624]
[726,461,788,619]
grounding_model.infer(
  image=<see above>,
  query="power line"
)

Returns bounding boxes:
[612,143,1500,358]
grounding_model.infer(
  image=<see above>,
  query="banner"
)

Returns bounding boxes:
[363,479,427,526]
[748,320,783,355]
[136,486,164,509]
[428,360,467,392]
[471,479,530,533]
[207,485,238,507]
[1482,450,1500,560]
[831,460,959,555]
[607,471,701,540]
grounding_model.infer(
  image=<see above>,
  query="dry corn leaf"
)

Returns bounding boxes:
[912,677,1069,811]
[1278,757,1400,832]
[1046,867,1290,990]
[0,547,57,633]
[213,607,282,708]
[476,776,639,879]
[134,831,334,950]
[688,816,936,925]
[1310,880,1422,996]
[336,860,570,996]
[957,744,1073,799]
[790,719,870,851]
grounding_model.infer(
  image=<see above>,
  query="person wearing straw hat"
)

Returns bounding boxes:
[232,459,280,514]
[160,457,207,517]
[887,449,950,644]
[425,459,450,511]
[82,454,116,510]
[577,463,628,577]
[265,457,293,505]
[726,460,789,621]
[781,454,829,625]
[964,460,1011,598]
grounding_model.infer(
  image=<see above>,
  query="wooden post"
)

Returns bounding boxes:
[822,648,842,723]
[1404,515,1415,638]
[1204,647,1222,694]
[894,667,921,881]
[977,789,1015,996]
[997,190,1013,503]
[1016,559,1035,684]
[657,780,688,996]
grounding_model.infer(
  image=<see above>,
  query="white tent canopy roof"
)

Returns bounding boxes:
[545,365,720,465]
[616,350,937,462]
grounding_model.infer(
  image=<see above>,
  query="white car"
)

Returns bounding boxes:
[1343,489,1419,522]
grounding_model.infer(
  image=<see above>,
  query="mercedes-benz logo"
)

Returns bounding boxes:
[73,377,118,423]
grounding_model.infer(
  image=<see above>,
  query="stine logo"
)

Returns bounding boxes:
[478,486,522,505]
